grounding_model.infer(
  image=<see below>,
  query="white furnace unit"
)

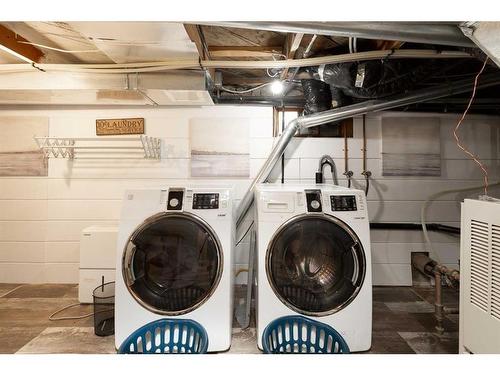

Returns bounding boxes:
[460,198,500,353]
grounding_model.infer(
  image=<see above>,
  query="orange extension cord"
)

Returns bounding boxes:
[452,57,490,196]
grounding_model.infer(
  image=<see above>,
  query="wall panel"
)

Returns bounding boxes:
[0,108,497,285]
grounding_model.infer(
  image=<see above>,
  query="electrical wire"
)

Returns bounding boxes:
[235,221,254,247]
[266,52,287,78]
[48,303,94,321]
[235,268,249,278]
[452,57,490,196]
[266,68,279,78]
[220,82,274,94]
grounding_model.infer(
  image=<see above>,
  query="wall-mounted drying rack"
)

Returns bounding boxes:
[33,135,162,160]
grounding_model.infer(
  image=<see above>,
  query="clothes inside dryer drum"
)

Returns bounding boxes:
[123,214,222,315]
[266,215,365,316]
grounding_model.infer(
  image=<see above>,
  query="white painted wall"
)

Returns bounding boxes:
[0,106,499,285]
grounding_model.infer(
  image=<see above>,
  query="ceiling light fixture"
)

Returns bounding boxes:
[270,80,284,95]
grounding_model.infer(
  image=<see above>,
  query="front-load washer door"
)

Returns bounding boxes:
[266,214,366,317]
[122,212,223,315]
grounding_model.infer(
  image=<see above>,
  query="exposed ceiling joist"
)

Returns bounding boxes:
[184,24,209,60]
[0,24,44,63]
[209,46,283,58]
[183,24,215,84]
[280,33,304,79]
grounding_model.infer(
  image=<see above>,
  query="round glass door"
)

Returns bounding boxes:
[123,212,222,315]
[266,214,365,316]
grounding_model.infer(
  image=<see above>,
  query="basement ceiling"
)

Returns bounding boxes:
[0,21,499,112]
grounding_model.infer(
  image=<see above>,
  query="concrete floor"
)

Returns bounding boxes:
[0,283,459,354]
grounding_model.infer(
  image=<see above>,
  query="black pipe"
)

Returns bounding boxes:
[370,222,460,235]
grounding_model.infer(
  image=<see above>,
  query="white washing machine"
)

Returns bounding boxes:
[115,186,234,352]
[255,184,372,352]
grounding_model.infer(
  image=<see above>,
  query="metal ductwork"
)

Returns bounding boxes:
[0,70,213,106]
[236,72,500,226]
[195,22,475,48]
[461,22,500,68]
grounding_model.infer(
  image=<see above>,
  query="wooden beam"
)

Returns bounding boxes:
[209,46,283,58]
[373,40,405,50]
[0,24,44,62]
[280,33,304,80]
[184,24,216,82]
[184,24,208,60]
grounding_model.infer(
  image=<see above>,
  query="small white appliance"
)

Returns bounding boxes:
[459,198,500,353]
[78,226,118,303]
[115,187,234,352]
[255,184,372,352]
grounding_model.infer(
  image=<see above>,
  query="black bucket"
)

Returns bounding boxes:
[93,282,115,337]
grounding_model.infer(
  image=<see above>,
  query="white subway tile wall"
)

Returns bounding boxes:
[0,106,499,285]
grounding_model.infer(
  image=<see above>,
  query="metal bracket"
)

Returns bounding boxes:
[459,22,478,38]
[34,135,162,160]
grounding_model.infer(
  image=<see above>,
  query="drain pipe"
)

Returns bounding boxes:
[235,72,500,227]
[316,155,339,185]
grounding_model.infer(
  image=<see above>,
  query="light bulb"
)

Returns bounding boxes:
[270,80,284,95]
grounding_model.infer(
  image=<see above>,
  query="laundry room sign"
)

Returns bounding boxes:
[96,118,145,135]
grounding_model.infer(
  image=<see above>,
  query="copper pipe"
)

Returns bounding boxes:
[411,253,460,335]
[360,115,372,194]
[434,271,445,336]
[343,122,353,186]
[362,115,367,173]
[343,122,348,172]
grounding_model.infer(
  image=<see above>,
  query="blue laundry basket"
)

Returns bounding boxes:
[118,318,209,354]
[262,315,350,354]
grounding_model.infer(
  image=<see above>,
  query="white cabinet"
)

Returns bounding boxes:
[78,226,118,303]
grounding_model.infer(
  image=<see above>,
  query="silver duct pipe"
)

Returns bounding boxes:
[195,22,475,48]
[235,72,500,226]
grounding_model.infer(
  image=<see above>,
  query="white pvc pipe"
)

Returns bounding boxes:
[0,49,473,74]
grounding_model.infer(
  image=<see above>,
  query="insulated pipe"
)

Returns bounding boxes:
[235,72,500,227]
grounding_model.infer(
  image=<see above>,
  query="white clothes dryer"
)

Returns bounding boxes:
[255,184,372,352]
[114,187,234,352]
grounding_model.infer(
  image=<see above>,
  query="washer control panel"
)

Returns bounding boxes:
[192,193,219,209]
[330,195,357,211]
[305,189,322,213]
